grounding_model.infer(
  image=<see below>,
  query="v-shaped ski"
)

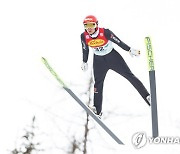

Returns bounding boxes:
[42,57,124,145]
[145,37,159,138]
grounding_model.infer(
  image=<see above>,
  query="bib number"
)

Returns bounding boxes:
[94,47,104,52]
[92,41,113,56]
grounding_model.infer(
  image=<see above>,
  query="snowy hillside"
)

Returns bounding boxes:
[0,0,180,153]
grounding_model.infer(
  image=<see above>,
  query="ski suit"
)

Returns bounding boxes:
[81,28,150,114]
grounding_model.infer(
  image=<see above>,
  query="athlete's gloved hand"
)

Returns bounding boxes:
[129,48,140,57]
[81,62,88,71]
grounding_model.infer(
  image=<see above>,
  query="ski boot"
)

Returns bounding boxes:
[88,106,102,119]
[146,95,151,106]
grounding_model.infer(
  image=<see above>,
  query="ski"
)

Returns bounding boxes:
[145,37,159,138]
[41,57,124,145]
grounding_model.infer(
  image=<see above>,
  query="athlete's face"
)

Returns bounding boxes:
[86,28,96,35]
[84,22,97,35]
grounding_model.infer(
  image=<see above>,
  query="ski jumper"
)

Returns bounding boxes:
[81,28,150,114]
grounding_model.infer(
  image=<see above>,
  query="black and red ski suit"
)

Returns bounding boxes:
[81,28,150,114]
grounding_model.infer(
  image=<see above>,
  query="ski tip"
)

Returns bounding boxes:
[41,57,47,63]
[145,36,153,43]
[41,57,45,60]
[145,36,151,41]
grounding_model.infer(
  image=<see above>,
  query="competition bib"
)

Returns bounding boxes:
[92,41,113,56]
[84,28,113,56]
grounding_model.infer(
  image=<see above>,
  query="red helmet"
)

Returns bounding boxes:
[83,15,98,24]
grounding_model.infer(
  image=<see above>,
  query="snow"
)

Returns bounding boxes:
[0,0,180,153]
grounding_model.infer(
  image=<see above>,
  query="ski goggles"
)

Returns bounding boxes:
[84,22,97,29]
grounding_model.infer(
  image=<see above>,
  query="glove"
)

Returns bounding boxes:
[81,62,88,71]
[129,48,140,57]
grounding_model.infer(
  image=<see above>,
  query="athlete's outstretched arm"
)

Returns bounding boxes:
[104,29,130,51]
